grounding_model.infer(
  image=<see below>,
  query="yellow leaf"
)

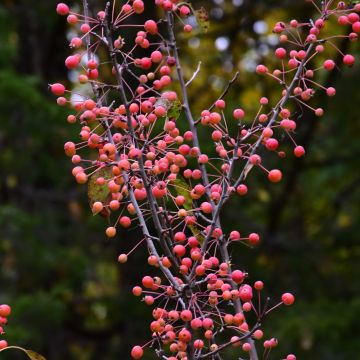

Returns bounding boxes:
[243,163,254,179]
[24,350,46,360]
[0,346,46,360]
[194,7,210,33]
[88,166,113,216]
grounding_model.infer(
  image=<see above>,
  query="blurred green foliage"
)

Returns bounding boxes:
[0,0,359,359]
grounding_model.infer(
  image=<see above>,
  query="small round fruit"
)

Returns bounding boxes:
[56,3,70,15]
[105,226,117,238]
[92,201,104,214]
[268,169,282,183]
[131,345,144,359]
[118,254,128,263]
[0,304,11,317]
[281,292,295,305]
[343,54,355,67]
[50,83,66,96]
[294,145,305,157]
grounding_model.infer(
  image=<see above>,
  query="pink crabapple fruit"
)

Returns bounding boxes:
[51,0,357,358]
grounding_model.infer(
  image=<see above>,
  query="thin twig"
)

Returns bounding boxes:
[195,71,240,125]
[186,61,202,87]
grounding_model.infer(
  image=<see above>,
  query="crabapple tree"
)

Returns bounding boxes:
[48,0,360,359]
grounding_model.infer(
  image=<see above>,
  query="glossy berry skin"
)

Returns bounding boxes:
[323,59,335,70]
[131,345,144,359]
[236,184,248,195]
[275,47,286,59]
[281,292,295,305]
[144,20,158,35]
[353,21,360,33]
[249,233,260,245]
[56,3,70,15]
[105,227,116,238]
[233,108,245,119]
[343,54,355,67]
[254,281,264,290]
[231,270,245,284]
[118,254,128,263]
[0,304,11,317]
[265,138,279,151]
[50,83,65,96]
[120,216,131,228]
[268,169,282,183]
[294,146,305,157]
[65,55,80,69]
[256,64,268,74]
[326,87,336,97]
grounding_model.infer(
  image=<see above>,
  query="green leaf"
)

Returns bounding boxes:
[169,177,205,244]
[167,100,182,120]
[155,95,182,120]
[194,7,210,33]
[87,166,113,215]
[171,178,193,210]
[0,346,46,360]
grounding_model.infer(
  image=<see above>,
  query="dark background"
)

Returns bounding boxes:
[0,0,359,359]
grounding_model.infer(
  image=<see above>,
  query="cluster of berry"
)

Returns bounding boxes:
[0,304,11,350]
[51,1,357,359]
